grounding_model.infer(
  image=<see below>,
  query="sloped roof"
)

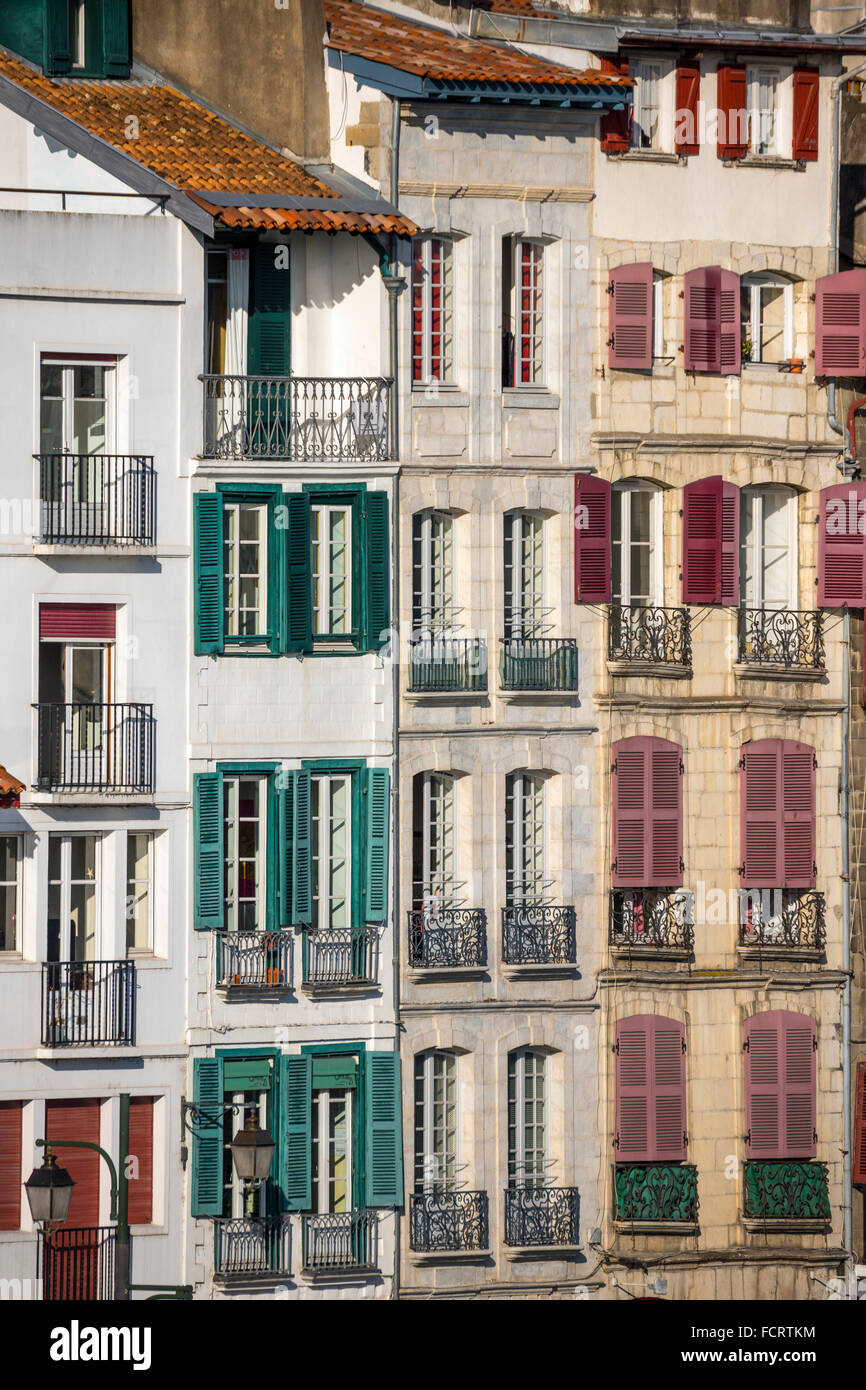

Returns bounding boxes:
[0,765,25,798]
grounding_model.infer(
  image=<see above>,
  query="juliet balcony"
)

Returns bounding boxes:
[35,703,155,795]
[301,927,381,994]
[407,908,487,973]
[300,1212,379,1278]
[743,1160,830,1223]
[500,638,578,694]
[738,890,826,954]
[214,1215,292,1281]
[201,375,393,461]
[609,889,695,957]
[216,931,294,992]
[737,608,824,673]
[41,960,136,1047]
[409,1190,489,1257]
[501,904,576,973]
[39,1225,116,1301]
[608,604,692,672]
[614,1164,699,1227]
[408,636,488,695]
[36,454,156,547]
[503,1186,580,1254]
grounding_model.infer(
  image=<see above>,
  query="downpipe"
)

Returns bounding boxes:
[842,607,852,1276]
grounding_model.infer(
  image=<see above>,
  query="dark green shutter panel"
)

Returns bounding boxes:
[191,1057,223,1217]
[365,768,390,923]
[194,492,222,654]
[101,0,130,75]
[365,491,390,651]
[279,771,311,926]
[280,1053,312,1211]
[364,1051,403,1208]
[44,0,72,73]
[286,493,312,653]
[249,241,291,375]
[194,772,224,930]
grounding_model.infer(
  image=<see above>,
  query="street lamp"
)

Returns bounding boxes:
[230,1110,276,1184]
[24,1151,75,1225]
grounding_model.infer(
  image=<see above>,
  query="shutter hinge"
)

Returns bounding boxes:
[679,856,685,873]
[611,858,617,873]
[738,755,746,769]
[607,336,615,347]
[683,1131,689,1148]
[813,753,818,769]
[813,861,818,878]
[613,1040,619,1054]
[745,1128,751,1144]
[611,758,618,773]
[743,1038,750,1052]
[813,1129,818,1144]
[614,1133,620,1149]
[606,282,615,295]
[738,862,745,878]
[813,1037,818,1051]
[679,759,684,774]
[682,1037,687,1054]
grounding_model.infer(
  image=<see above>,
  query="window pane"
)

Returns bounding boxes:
[72,367,107,456]
[0,837,17,952]
[126,833,151,952]
[759,285,786,364]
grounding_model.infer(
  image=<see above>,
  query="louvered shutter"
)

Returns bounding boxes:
[599,57,631,153]
[365,768,390,922]
[364,1051,403,1207]
[193,493,223,654]
[719,269,741,376]
[365,491,390,651]
[0,1103,22,1231]
[616,1018,650,1159]
[616,1016,686,1163]
[613,736,682,888]
[280,1053,312,1211]
[280,770,311,927]
[248,242,291,375]
[653,1019,687,1160]
[854,1061,866,1184]
[191,1059,222,1217]
[128,1097,154,1225]
[609,263,653,370]
[740,740,815,889]
[684,266,721,372]
[44,0,72,74]
[285,492,312,653]
[649,740,683,886]
[717,64,747,158]
[782,742,816,888]
[193,772,224,930]
[682,476,740,606]
[792,68,819,161]
[675,60,701,156]
[102,0,131,77]
[745,1012,816,1159]
[574,474,611,603]
[815,270,866,377]
[818,481,866,607]
[45,1099,101,1226]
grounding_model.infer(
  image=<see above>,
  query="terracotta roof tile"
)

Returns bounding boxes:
[0,765,25,797]
[189,193,415,235]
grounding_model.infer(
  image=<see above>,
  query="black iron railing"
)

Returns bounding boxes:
[743,1160,830,1219]
[39,1225,116,1300]
[303,928,380,987]
[504,1186,579,1247]
[201,375,393,461]
[738,889,826,950]
[300,1211,378,1273]
[36,454,156,545]
[738,608,824,670]
[409,1190,489,1252]
[41,960,135,1046]
[408,908,487,968]
[502,904,576,965]
[500,638,578,692]
[610,890,694,951]
[609,604,692,667]
[409,637,488,693]
[614,1165,699,1223]
[214,1216,291,1276]
[216,931,293,989]
[36,703,155,793]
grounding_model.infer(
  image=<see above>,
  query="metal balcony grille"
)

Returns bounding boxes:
[610,890,695,951]
[501,904,576,965]
[503,1186,579,1247]
[737,608,824,670]
[41,960,135,1046]
[409,1190,489,1252]
[409,637,488,693]
[500,638,578,692]
[303,927,380,987]
[300,1211,378,1273]
[614,1164,698,1223]
[216,931,293,989]
[39,1226,116,1300]
[743,1161,830,1219]
[36,703,155,793]
[608,604,692,667]
[408,908,487,968]
[201,375,393,461]
[738,890,826,950]
[214,1216,291,1276]
[36,454,156,545]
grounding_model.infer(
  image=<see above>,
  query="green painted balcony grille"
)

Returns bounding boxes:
[500,638,578,692]
[614,1164,698,1223]
[214,1216,291,1277]
[743,1160,830,1220]
[300,1211,378,1273]
[409,637,488,693]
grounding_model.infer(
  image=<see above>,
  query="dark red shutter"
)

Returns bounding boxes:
[815,269,866,378]
[792,68,819,161]
[745,1011,816,1160]
[613,736,683,888]
[609,263,653,369]
[574,475,611,603]
[0,1102,22,1231]
[600,56,631,153]
[740,739,815,889]
[684,266,721,373]
[675,60,701,156]
[717,64,747,159]
[45,1099,101,1226]
[719,269,742,376]
[854,1061,866,1184]
[39,604,116,640]
[411,241,424,383]
[682,476,739,605]
[128,1098,154,1225]
[616,1015,686,1163]
[818,481,866,606]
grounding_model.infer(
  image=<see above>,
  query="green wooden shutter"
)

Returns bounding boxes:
[364,491,390,651]
[279,770,311,926]
[44,0,72,73]
[191,1057,223,1217]
[365,768,390,923]
[280,1053,312,1211]
[249,241,291,375]
[286,493,312,653]
[194,772,224,930]
[194,492,223,654]
[101,0,130,75]
[364,1051,403,1208]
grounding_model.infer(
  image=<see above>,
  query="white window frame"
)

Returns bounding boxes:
[652,272,666,360]
[630,59,674,153]
[311,773,352,934]
[311,502,352,638]
[223,776,266,934]
[746,65,790,158]
[505,772,547,907]
[739,486,798,612]
[741,273,794,365]
[70,0,87,69]
[504,238,545,388]
[504,512,545,640]
[413,511,456,634]
[40,357,115,457]
[419,772,457,911]
[508,1048,547,1189]
[412,238,455,387]
[611,481,664,608]
[224,1089,269,1219]
[47,833,100,962]
[125,831,154,955]
[414,1051,458,1194]
[312,1087,353,1215]
[223,501,268,639]
[0,835,21,954]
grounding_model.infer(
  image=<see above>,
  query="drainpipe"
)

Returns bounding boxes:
[842,606,852,1277]
[388,91,402,1303]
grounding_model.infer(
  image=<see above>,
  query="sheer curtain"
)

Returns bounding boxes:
[225,249,249,451]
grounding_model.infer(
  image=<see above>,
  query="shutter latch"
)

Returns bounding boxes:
[607,336,615,347]
[745,1128,751,1144]
[683,1131,689,1148]
[813,1129,818,1144]
[813,1037,818,1052]
[743,1038,750,1053]
[682,1037,687,1054]
[738,863,745,878]
[679,857,685,873]
[738,755,746,770]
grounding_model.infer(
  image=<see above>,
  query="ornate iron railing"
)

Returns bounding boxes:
[201,374,393,461]
[743,1160,830,1220]
[300,1211,378,1272]
[614,1164,699,1223]
[610,890,694,951]
[502,904,576,965]
[36,454,156,545]
[409,637,488,693]
[608,604,692,667]
[41,960,135,1046]
[303,927,380,986]
[408,908,487,968]
[36,702,155,793]
[500,638,578,692]
[738,608,824,670]
[214,1216,291,1276]
[409,1190,489,1252]
[216,931,293,990]
[738,890,826,951]
[504,1186,579,1247]
[39,1225,116,1300]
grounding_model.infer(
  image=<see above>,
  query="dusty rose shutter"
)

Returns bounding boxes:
[609,263,653,369]
[45,1098,101,1226]
[745,1013,782,1158]
[675,60,700,156]
[411,241,424,383]
[818,480,866,606]
[613,737,682,887]
[39,604,116,640]
[574,474,611,603]
[0,1102,22,1231]
[616,1016,650,1160]
[854,1061,866,1184]
[653,1018,687,1161]
[683,476,739,605]
[783,1014,817,1157]
[683,266,721,373]
[781,741,816,888]
[792,68,819,161]
[650,740,683,887]
[720,481,740,605]
[815,269,866,377]
[719,269,741,376]
[600,56,631,152]
[128,1097,154,1225]
[717,64,747,158]
[741,740,781,887]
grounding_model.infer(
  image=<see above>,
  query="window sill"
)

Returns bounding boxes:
[312,642,361,657]
[610,946,692,963]
[503,1242,582,1262]
[498,687,578,704]
[213,1270,292,1290]
[33,543,158,558]
[300,979,379,1000]
[740,1215,831,1235]
[611,149,683,164]
[407,1247,491,1267]
[725,156,805,171]
[501,389,560,410]
[404,688,488,704]
[613,1219,699,1236]
[407,964,488,984]
[411,388,469,408]
[501,961,579,981]
[297,1265,380,1286]
[736,944,824,964]
[607,659,693,681]
[732,662,826,683]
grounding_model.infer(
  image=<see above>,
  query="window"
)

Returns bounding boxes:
[631,61,666,150]
[504,512,545,640]
[412,512,455,634]
[126,833,153,953]
[47,835,98,962]
[310,774,351,933]
[206,251,228,375]
[70,0,86,68]
[311,503,351,637]
[414,1051,457,1192]
[412,238,455,385]
[611,737,683,889]
[222,1060,274,1218]
[502,239,544,387]
[224,502,268,639]
[652,272,666,359]
[40,359,112,458]
[740,487,796,610]
[505,772,547,907]
[224,777,266,933]
[412,772,457,911]
[744,1011,816,1159]
[508,1049,547,1188]
[747,67,780,156]
[0,837,20,953]
[611,483,662,608]
[740,274,793,365]
[615,1016,687,1162]
[312,1079,353,1214]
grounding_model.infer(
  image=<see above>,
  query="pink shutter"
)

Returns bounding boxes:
[818,480,866,606]
[792,68,819,162]
[411,241,424,383]
[719,269,741,376]
[39,604,116,640]
[612,738,646,886]
[613,737,682,887]
[781,741,816,888]
[653,1019,687,1161]
[784,1015,817,1157]
[683,476,740,606]
[616,1015,686,1163]
[720,481,740,605]
[674,60,700,157]
[650,740,683,887]
[574,475,611,603]
[815,269,866,377]
[745,1012,816,1159]
[684,266,721,372]
[740,740,781,887]
[609,263,653,370]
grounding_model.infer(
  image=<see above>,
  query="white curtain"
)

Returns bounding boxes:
[225,248,249,376]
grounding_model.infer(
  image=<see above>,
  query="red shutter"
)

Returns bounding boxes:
[740,739,815,889]
[792,68,819,161]
[781,742,816,887]
[675,60,701,156]
[45,1099,101,1226]
[616,1015,686,1163]
[818,481,866,607]
[574,475,611,603]
[613,736,683,888]
[0,1102,22,1231]
[719,268,741,376]
[854,1061,866,1184]
[411,241,424,383]
[600,56,631,153]
[609,263,653,370]
[128,1098,154,1225]
[39,604,116,640]
[815,269,866,378]
[684,266,721,373]
[745,1012,816,1159]
[717,64,747,159]
[682,476,740,606]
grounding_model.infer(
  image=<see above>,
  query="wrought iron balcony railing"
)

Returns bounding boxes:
[737,608,824,671]
[216,931,293,990]
[502,904,576,965]
[409,1190,489,1252]
[214,1215,291,1277]
[36,454,156,545]
[614,1164,699,1223]
[409,637,488,693]
[303,927,380,987]
[608,604,692,667]
[408,908,487,969]
[743,1160,830,1220]
[500,638,578,692]
[504,1185,579,1247]
[610,890,694,951]
[738,890,826,951]
[41,960,135,1047]
[36,702,155,794]
[201,375,393,461]
[300,1211,378,1273]
[39,1225,116,1301]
